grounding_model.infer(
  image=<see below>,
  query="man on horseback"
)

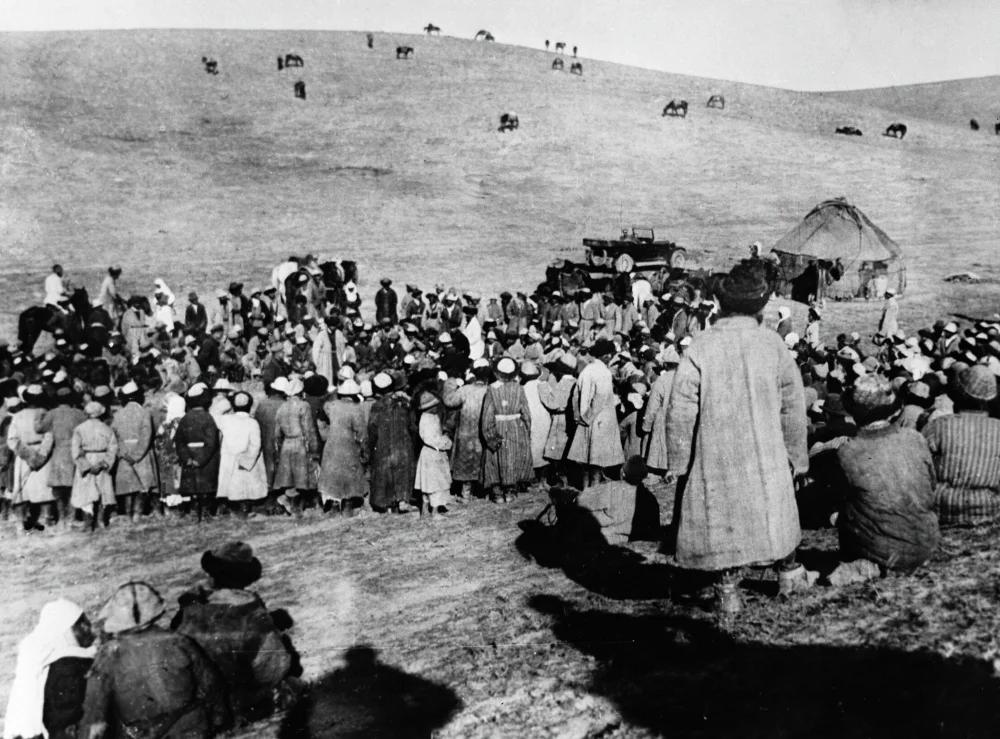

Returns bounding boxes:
[44,264,67,308]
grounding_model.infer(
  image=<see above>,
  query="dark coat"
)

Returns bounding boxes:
[173,588,293,724]
[174,408,220,496]
[197,338,221,373]
[81,628,229,739]
[252,396,284,488]
[367,394,416,508]
[273,398,319,490]
[44,656,93,739]
[375,287,398,325]
[36,405,87,488]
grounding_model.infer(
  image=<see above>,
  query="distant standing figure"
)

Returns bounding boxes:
[375,278,398,324]
[294,81,306,100]
[545,39,549,50]
[877,287,899,338]
[573,45,578,57]
[970,118,979,131]
[367,33,374,49]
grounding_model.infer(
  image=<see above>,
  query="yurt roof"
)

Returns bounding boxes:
[772,198,902,267]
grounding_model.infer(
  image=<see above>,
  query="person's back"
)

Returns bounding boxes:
[923,411,1000,525]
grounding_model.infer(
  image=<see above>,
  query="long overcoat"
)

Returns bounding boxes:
[318,398,368,501]
[70,418,119,507]
[642,369,675,471]
[567,359,625,468]
[251,396,284,489]
[415,411,453,495]
[216,412,268,501]
[666,315,808,571]
[537,376,576,462]
[7,408,54,504]
[273,398,319,490]
[37,405,87,488]
[481,381,533,487]
[522,378,551,468]
[367,394,416,508]
[174,408,221,496]
[111,402,159,494]
[441,379,487,482]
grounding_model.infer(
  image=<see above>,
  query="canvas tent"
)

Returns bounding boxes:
[771,198,905,302]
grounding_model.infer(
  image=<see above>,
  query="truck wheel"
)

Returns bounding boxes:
[614,253,635,273]
[669,250,687,270]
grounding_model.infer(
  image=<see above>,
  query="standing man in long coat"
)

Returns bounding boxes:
[174,384,221,521]
[273,378,319,515]
[318,380,368,515]
[111,382,159,521]
[8,385,54,532]
[567,340,625,487]
[216,392,268,516]
[252,378,286,501]
[310,321,335,386]
[877,287,900,339]
[367,373,416,512]
[441,360,491,499]
[520,361,550,479]
[36,387,86,529]
[481,357,533,502]
[375,278,398,325]
[642,358,678,480]
[667,264,808,616]
[70,402,119,529]
[538,354,578,483]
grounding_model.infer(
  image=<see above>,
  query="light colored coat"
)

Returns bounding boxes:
[567,359,625,468]
[522,378,551,468]
[71,418,118,508]
[216,412,268,500]
[36,405,87,488]
[666,316,808,571]
[317,399,367,502]
[312,330,335,386]
[415,412,452,500]
[642,369,675,471]
[538,376,576,462]
[111,402,159,494]
[7,408,54,504]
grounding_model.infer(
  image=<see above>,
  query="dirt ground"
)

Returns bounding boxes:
[2,30,1000,737]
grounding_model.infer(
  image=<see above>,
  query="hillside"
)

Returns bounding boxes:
[823,76,1000,129]
[1,30,999,338]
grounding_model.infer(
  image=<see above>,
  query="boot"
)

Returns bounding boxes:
[777,564,818,596]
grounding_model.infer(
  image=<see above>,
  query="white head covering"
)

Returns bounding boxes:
[153,278,176,306]
[4,599,95,739]
[162,392,186,425]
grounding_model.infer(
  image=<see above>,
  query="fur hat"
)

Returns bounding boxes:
[590,339,616,358]
[84,401,105,419]
[417,392,440,411]
[496,357,517,377]
[718,264,770,315]
[99,582,165,634]
[849,375,896,413]
[201,542,262,588]
[957,365,997,402]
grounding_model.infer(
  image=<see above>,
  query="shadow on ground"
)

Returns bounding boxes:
[531,594,1000,738]
[279,645,462,739]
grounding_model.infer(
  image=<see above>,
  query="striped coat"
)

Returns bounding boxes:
[923,411,1000,526]
[481,381,533,487]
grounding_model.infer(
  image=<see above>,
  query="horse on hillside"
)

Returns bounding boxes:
[706,94,725,109]
[835,126,863,136]
[201,57,218,75]
[883,123,907,139]
[474,30,493,40]
[498,113,519,132]
[284,54,304,68]
[570,62,583,75]
[662,100,688,118]
[423,24,441,35]
[970,119,979,131]
[552,58,564,71]
[396,46,414,59]
[18,286,92,355]
[555,42,566,53]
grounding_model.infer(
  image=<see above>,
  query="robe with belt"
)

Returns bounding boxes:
[317,399,367,502]
[7,408,55,504]
[481,381,533,487]
[216,412,267,501]
[174,408,221,497]
[273,398,319,490]
[537,376,576,463]
[36,405,87,489]
[441,379,487,483]
[522,378,551,468]
[111,402,159,495]
[567,359,625,468]
[70,419,119,507]
[642,369,675,471]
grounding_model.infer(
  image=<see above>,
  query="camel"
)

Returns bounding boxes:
[201,57,218,75]
[970,119,979,131]
[883,123,907,139]
[294,81,306,100]
[423,24,441,35]
[367,33,374,49]
[552,58,564,71]
[555,42,566,53]
[662,100,688,118]
[498,113,519,133]
[835,126,862,136]
[396,46,414,59]
[706,94,725,109]
[570,61,583,75]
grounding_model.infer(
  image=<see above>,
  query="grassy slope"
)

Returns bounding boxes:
[1,30,999,341]
[823,76,1000,128]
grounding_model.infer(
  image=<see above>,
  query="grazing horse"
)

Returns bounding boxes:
[367,33,374,49]
[835,126,862,136]
[498,113,519,132]
[423,24,441,35]
[706,94,725,109]
[484,33,495,41]
[284,54,304,68]
[294,81,306,100]
[884,123,907,139]
[396,46,414,59]
[662,100,688,118]
[201,57,218,75]
[552,58,564,71]
[555,42,566,53]
[570,62,583,75]
[475,29,490,40]
[970,119,979,131]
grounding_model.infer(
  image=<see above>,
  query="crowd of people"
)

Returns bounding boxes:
[3,253,1000,613]
[3,542,300,739]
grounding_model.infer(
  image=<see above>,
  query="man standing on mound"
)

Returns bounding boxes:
[667,263,809,616]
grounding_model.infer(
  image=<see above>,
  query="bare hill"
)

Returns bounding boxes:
[1,30,999,337]
[822,76,1000,129]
